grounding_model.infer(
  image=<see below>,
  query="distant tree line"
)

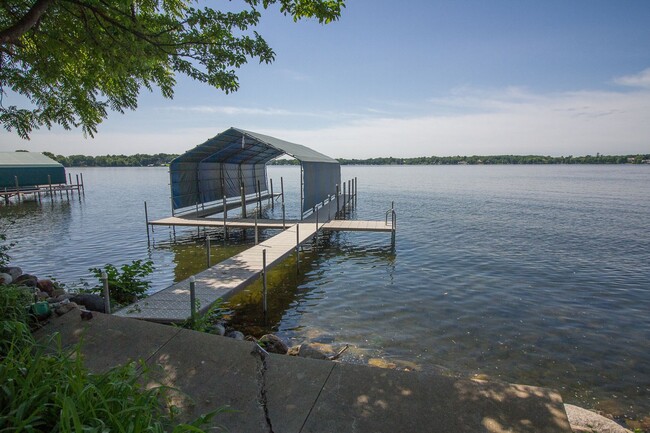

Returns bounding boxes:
[333,154,650,165]
[41,152,178,167]
[34,151,650,167]
[268,154,650,165]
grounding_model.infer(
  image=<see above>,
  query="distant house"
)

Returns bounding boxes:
[0,152,66,189]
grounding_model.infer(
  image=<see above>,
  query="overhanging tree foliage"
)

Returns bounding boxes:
[0,0,344,139]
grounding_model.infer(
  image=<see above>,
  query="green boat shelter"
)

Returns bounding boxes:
[0,152,66,189]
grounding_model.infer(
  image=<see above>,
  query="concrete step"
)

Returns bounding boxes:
[36,312,572,433]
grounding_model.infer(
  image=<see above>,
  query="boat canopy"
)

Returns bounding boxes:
[169,127,340,214]
[0,152,65,188]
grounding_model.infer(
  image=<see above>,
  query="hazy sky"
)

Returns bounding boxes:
[2,0,650,157]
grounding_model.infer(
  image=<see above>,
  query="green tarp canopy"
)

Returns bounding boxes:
[170,127,341,215]
[0,152,66,189]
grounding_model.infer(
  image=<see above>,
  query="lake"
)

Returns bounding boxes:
[2,165,649,425]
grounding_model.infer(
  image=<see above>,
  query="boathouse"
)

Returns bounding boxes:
[169,128,340,216]
[0,152,65,189]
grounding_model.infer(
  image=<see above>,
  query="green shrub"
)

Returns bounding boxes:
[0,336,219,432]
[0,218,15,267]
[0,276,222,432]
[89,259,154,305]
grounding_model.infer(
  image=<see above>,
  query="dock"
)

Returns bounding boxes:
[116,194,395,323]
[1,172,85,205]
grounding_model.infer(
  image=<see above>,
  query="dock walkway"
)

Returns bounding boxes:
[121,194,394,323]
[115,223,321,322]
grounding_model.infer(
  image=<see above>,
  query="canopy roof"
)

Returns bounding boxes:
[0,152,63,168]
[0,152,65,188]
[169,128,340,214]
[173,127,338,165]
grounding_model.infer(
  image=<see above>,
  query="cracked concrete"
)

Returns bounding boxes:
[252,345,276,433]
[36,312,574,433]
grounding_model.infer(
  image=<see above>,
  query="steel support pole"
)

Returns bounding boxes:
[206,236,211,267]
[336,184,340,218]
[101,272,111,314]
[223,195,228,241]
[189,276,196,324]
[240,186,246,218]
[296,224,300,274]
[14,176,21,203]
[270,178,274,209]
[262,249,268,314]
[144,201,150,244]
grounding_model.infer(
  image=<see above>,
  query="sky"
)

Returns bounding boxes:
[2,0,650,158]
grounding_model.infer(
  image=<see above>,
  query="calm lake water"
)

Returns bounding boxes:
[2,165,649,424]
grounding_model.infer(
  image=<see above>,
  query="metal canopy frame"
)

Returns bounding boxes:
[169,127,340,215]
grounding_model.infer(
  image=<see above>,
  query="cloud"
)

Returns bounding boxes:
[164,105,299,116]
[259,86,650,158]
[614,68,650,88]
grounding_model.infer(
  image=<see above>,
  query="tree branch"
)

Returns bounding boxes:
[0,0,57,45]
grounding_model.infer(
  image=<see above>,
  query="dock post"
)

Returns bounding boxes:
[195,202,200,237]
[240,186,246,218]
[206,236,211,267]
[101,272,111,314]
[314,206,318,248]
[336,184,340,219]
[262,249,268,315]
[14,176,21,203]
[189,276,196,324]
[75,175,79,195]
[280,177,285,209]
[144,201,151,244]
[295,224,300,274]
[270,179,274,209]
[257,180,262,216]
[343,181,345,219]
[254,210,259,245]
[223,196,228,241]
[282,204,286,229]
[348,180,351,211]
[80,173,85,193]
[68,173,72,186]
[355,177,358,206]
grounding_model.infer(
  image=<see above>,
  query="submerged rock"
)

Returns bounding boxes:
[258,334,289,354]
[368,358,397,369]
[288,344,328,360]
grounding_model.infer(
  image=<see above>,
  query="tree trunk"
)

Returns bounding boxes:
[0,0,56,45]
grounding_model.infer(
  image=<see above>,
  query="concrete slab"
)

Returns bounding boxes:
[142,328,270,433]
[33,311,181,373]
[265,353,335,433]
[301,363,572,433]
